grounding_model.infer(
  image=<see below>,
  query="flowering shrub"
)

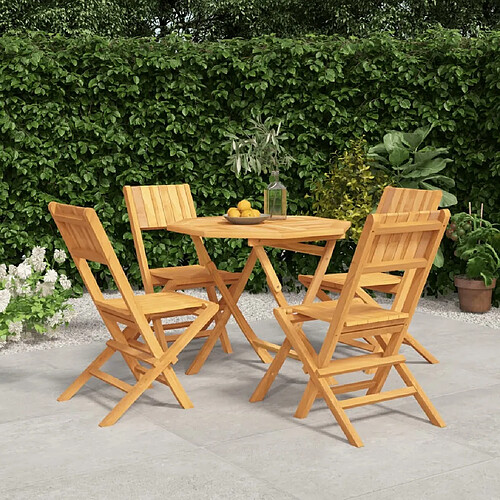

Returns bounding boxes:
[0,247,74,342]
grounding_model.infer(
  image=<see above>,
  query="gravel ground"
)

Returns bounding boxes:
[1,289,498,356]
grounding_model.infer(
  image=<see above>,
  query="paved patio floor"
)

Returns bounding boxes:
[1,312,499,499]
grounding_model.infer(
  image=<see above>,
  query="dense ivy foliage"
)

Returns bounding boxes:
[0,31,499,296]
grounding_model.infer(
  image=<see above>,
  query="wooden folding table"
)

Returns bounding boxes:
[168,215,351,373]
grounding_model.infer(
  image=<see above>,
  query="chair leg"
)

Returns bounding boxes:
[58,346,115,401]
[249,338,292,402]
[395,363,445,427]
[403,332,439,364]
[294,379,318,418]
[160,365,193,409]
[314,376,364,447]
[274,309,364,447]
[99,361,169,427]
[185,320,224,375]
[206,285,232,354]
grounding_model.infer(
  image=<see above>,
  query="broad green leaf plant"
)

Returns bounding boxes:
[225,116,294,177]
[0,247,74,343]
[368,125,458,207]
[445,213,500,286]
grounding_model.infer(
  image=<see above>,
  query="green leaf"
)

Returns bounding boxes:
[404,158,451,178]
[388,147,410,167]
[383,131,404,153]
[414,147,449,164]
[433,246,444,268]
[420,182,457,207]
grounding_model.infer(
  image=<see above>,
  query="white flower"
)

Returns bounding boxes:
[47,311,63,329]
[16,283,32,297]
[63,308,76,323]
[32,246,46,260]
[7,321,23,335]
[29,246,47,272]
[16,261,32,280]
[43,269,58,283]
[8,265,17,277]
[0,289,11,313]
[0,264,7,280]
[53,249,67,264]
[37,282,55,297]
[59,274,72,290]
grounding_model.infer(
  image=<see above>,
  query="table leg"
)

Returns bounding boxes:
[302,240,337,305]
[249,240,339,402]
[188,237,273,372]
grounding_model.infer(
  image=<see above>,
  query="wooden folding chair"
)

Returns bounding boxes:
[299,187,442,363]
[252,208,450,447]
[49,202,218,426]
[124,184,240,369]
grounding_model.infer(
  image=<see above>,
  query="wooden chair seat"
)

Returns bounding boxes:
[150,265,241,288]
[95,291,205,319]
[290,301,409,327]
[299,272,402,293]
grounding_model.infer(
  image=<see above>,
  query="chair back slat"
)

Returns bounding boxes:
[376,186,441,214]
[124,184,197,230]
[318,209,449,365]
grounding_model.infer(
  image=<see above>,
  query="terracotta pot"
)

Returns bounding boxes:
[454,275,497,313]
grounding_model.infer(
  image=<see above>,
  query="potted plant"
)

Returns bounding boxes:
[225,116,293,218]
[446,211,500,313]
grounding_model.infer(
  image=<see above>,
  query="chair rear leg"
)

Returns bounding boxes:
[403,333,439,364]
[99,361,168,427]
[58,346,115,401]
[160,365,193,409]
[395,363,445,427]
[249,338,292,402]
[294,379,318,418]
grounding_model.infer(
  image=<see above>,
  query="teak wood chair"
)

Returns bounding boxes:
[124,184,241,371]
[49,202,218,427]
[251,208,450,447]
[299,186,442,364]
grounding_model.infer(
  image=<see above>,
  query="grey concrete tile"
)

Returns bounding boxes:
[3,448,296,500]
[208,415,493,500]
[387,384,500,457]
[354,458,500,500]
[135,382,300,446]
[0,411,198,492]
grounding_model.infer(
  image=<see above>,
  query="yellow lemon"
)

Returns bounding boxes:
[240,209,254,217]
[227,207,240,217]
[251,209,261,217]
[237,200,252,212]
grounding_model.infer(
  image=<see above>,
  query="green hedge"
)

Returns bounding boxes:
[0,31,499,295]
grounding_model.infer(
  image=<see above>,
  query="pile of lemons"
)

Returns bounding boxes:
[227,200,261,218]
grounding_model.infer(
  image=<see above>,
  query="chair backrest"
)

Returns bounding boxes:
[124,184,197,230]
[377,186,441,214]
[319,209,450,365]
[123,184,197,293]
[48,202,136,307]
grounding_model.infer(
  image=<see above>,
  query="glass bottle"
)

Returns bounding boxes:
[264,170,287,219]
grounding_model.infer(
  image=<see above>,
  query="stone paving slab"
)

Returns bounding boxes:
[0,312,499,499]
